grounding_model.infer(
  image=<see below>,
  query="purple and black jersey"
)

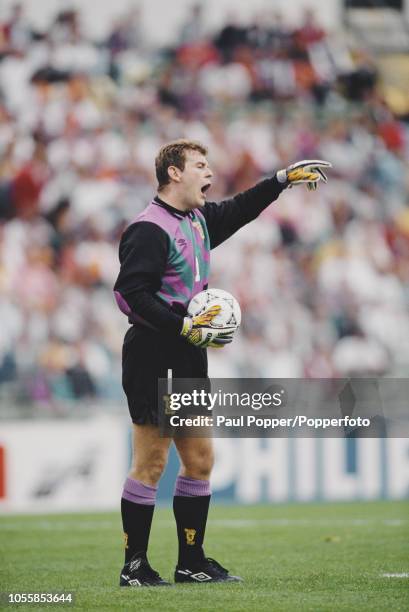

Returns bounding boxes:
[114,175,286,334]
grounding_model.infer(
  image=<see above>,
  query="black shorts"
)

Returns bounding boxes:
[122,325,208,425]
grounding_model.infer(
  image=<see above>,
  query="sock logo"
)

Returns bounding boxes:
[124,532,129,549]
[184,528,196,545]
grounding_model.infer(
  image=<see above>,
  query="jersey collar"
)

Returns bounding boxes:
[153,196,190,218]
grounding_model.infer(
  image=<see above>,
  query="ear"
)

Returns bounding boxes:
[168,165,182,183]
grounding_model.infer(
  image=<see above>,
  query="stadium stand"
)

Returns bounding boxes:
[0,3,408,409]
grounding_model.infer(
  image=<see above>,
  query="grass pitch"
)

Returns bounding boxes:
[1,501,408,611]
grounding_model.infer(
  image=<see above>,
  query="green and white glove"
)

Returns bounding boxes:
[181,304,235,348]
[277,159,332,191]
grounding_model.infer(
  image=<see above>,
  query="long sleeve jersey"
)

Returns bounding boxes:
[114,175,286,334]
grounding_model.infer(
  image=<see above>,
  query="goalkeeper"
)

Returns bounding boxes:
[114,139,331,586]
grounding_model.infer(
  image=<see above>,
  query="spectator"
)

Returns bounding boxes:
[0,4,408,409]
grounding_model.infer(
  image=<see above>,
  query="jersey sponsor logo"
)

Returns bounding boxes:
[184,528,196,545]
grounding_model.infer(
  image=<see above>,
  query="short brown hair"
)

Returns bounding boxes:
[155,139,208,191]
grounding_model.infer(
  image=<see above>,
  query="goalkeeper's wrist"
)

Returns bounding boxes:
[180,317,193,337]
[276,169,288,184]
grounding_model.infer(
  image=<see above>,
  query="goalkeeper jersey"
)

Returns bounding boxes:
[114,176,285,334]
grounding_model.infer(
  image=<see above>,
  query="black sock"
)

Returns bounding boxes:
[121,478,157,564]
[173,476,211,566]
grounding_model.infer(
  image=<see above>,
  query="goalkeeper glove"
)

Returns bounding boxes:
[181,304,235,348]
[277,159,332,191]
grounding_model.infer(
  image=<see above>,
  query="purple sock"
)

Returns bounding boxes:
[173,476,211,565]
[121,478,158,563]
[122,477,157,505]
[174,475,211,497]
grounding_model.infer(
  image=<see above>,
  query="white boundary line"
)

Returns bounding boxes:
[380,573,409,578]
[1,518,407,530]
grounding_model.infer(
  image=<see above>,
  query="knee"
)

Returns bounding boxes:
[182,448,214,480]
[132,451,168,486]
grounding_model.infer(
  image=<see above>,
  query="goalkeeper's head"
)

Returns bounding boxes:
[155,139,213,211]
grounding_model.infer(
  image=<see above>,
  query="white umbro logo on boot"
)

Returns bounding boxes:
[190,572,212,581]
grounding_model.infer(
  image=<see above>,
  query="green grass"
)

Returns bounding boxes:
[1,501,408,611]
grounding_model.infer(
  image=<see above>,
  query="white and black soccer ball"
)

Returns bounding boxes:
[187,288,241,331]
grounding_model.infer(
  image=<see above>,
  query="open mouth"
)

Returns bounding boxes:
[201,183,211,195]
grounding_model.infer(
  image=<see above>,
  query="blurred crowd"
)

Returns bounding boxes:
[0,3,408,408]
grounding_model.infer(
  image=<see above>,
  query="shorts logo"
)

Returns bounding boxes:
[163,393,172,414]
[184,528,196,545]
[177,238,187,247]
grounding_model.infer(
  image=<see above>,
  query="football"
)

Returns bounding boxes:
[187,288,241,331]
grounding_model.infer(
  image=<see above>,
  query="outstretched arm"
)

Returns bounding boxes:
[202,176,285,249]
[202,160,331,249]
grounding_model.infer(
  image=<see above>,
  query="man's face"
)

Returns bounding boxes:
[172,149,213,209]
